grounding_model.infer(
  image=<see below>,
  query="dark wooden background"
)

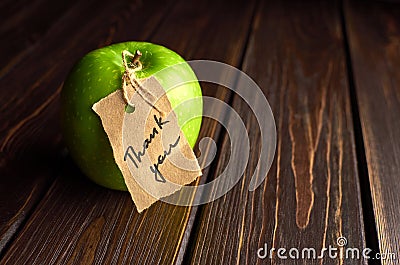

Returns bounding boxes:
[1,0,399,264]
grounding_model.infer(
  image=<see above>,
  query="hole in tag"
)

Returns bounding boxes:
[125,103,135,113]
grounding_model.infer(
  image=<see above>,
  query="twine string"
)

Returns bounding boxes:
[121,50,163,114]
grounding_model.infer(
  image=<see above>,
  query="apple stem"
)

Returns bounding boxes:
[122,50,142,70]
[131,50,142,67]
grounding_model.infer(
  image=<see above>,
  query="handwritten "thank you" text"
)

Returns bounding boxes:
[124,115,180,183]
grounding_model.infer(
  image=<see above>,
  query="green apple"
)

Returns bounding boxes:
[61,42,202,190]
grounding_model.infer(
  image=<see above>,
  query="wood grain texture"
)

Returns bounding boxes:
[345,1,400,264]
[0,0,81,77]
[187,1,367,264]
[0,0,170,257]
[0,0,257,263]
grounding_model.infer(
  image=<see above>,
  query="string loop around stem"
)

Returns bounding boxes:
[122,50,142,108]
[121,50,163,115]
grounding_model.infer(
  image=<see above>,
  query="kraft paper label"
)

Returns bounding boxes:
[92,76,202,212]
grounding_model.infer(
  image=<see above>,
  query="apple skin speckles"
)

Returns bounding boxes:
[61,42,202,191]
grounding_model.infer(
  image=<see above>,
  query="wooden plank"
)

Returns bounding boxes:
[0,0,170,257]
[0,0,81,77]
[345,1,400,264]
[0,0,257,263]
[0,0,37,25]
[187,1,367,264]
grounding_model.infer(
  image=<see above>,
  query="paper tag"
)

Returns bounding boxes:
[92,76,202,212]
